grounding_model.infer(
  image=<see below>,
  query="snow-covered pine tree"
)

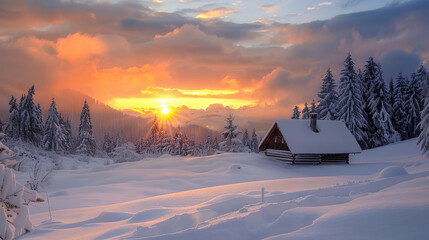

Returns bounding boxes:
[19,86,43,146]
[135,137,147,154]
[368,67,398,147]
[361,57,381,147]
[291,106,300,119]
[76,100,96,156]
[203,136,215,155]
[388,77,395,116]
[5,96,20,139]
[310,100,317,114]
[337,53,368,149]
[417,96,429,154]
[406,73,424,138]
[36,104,43,141]
[160,132,175,155]
[250,128,259,153]
[148,116,160,153]
[301,102,310,119]
[393,72,409,140]
[0,120,3,132]
[60,116,73,152]
[415,65,428,97]
[42,99,68,153]
[219,112,243,152]
[102,134,116,153]
[212,137,219,150]
[115,133,123,148]
[173,129,191,156]
[242,129,250,149]
[317,68,338,120]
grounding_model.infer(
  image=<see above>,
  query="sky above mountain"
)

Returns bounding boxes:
[0,0,428,121]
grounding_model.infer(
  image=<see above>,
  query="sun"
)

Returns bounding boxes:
[161,105,170,115]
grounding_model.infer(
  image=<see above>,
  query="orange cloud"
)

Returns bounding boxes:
[259,5,279,13]
[140,87,240,97]
[56,33,106,61]
[196,8,235,19]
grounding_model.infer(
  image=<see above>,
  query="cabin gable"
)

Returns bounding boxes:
[259,124,290,151]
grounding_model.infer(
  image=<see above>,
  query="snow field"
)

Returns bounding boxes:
[15,139,429,239]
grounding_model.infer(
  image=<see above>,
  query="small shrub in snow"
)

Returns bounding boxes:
[25,161,53,191]
[110,142,142,163]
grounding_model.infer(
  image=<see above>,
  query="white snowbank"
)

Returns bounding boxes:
[378,166,408,178]
[14,139,429,240]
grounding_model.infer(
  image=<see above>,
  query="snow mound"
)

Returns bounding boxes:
[230,164,241,170]
[378,166,408,178]
[128,209,170,223]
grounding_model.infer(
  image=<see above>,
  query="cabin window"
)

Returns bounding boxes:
[275,136,282,144]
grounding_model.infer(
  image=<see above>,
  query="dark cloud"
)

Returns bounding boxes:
[381,50,422,79]
[339,0,369,8]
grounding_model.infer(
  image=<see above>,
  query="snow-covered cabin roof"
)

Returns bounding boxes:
[259,119,362,154]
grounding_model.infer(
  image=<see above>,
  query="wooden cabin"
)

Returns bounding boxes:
[259,114,361,164]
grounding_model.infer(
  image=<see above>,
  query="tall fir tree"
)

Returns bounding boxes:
[19,86,43,146]
[301,102,310,119]
[368,68,398,147]
[291,106,300,119]
[337,53,368,149]
[317,68,338,120]
[406,73,424,138]
[250,128,259,153]
[212,136,219,150]
[417,97,429,154]
[203,135,215,155]
[242,129,251,149]
[102,134,116,153]
[393,72,409,140]
[60,115,73,152]
[361,57,380,147]
[415,65,428,97]
[219,112,243,152]
[0,119,3,132]
[150,116,160,143]
[388,77,395,116]
[77,100,96,156]
[5,96,20,139]
[43,99,69,152]
[173,128,191,156]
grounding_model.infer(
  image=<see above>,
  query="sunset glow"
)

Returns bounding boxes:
[0,0,427,126]
[109,97,257,113]
[1,1,428,239]
[161,105,170,115]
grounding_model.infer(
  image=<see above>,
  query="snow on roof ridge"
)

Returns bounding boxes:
[261,119,362,154]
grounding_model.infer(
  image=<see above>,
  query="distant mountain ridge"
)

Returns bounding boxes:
[0,89,220,144]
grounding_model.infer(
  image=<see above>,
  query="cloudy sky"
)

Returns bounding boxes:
[0,0,428,122]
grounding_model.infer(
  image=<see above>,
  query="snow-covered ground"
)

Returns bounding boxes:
[14,139,429,240]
